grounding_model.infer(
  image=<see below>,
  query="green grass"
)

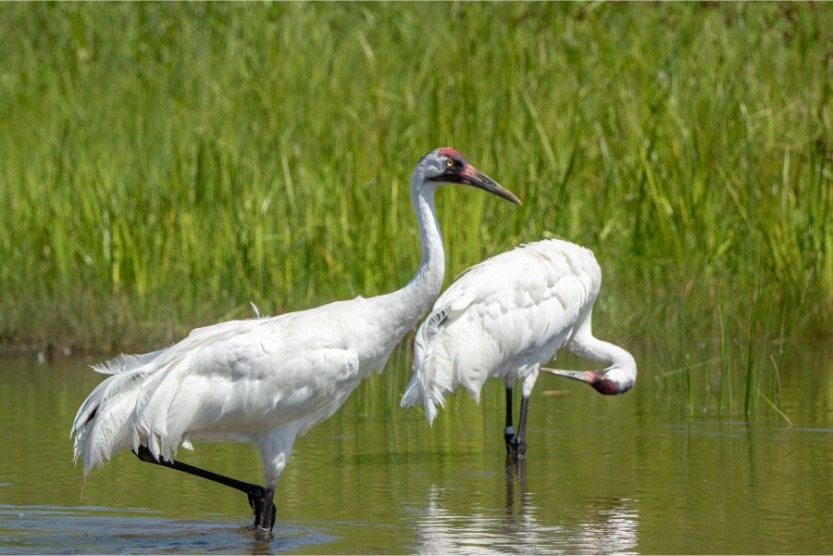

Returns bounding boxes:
[1,3,831,417]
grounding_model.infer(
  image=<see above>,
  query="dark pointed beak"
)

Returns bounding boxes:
[541,368,598,385]
[460,165,521,205]
[447,165,521,205]
[541,367,633,396]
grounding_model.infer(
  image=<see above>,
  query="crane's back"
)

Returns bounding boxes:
[403,239,602,421]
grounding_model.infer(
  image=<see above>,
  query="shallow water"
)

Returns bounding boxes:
[1,343,832,554]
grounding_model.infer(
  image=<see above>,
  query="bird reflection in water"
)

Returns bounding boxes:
[412,463,638,554]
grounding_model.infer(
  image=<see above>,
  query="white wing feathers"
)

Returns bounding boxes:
[402,239,601,424]
[71,314,361,474]
[91,348,168,375]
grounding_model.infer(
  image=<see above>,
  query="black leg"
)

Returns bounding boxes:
[505,386,531,460]
[504,387,515,455]
[254,486,276,540]
[514,394,530,459]
[134,446,276,532]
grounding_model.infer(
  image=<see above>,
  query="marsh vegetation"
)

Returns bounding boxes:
[1,3,831,418]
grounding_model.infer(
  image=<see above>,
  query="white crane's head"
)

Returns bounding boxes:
[543,362,637,396]
[414,147,521,205]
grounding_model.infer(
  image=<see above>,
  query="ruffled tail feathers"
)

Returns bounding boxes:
[400,373,444,426]
[71,371,160,476]
[72,416,192,478]
[401,344,456,426]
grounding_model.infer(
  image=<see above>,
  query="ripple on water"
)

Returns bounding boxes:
[0,505,335,554]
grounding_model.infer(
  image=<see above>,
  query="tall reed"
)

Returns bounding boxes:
[1,3,830,417]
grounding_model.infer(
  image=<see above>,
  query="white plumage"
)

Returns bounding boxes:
[401,238,636,458]
[71,147,520,536]
[74,307,386,473]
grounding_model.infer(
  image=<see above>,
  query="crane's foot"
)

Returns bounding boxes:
[505,436,527,461]
[247,487,277,533]
[504,426,515,456]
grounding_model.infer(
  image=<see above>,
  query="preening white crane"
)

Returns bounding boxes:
[71,147,520,537]
[400,238,636,459]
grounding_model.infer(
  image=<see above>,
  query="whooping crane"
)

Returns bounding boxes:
[71,148,520,537]
[400,238,636,459]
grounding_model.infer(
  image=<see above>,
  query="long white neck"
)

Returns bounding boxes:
[402,179,446,318]
[572,336,636,373]
[417,191,446,294]
[373,173,446,337]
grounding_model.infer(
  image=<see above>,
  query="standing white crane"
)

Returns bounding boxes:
[71,147,520,538]
[400,238,636,459]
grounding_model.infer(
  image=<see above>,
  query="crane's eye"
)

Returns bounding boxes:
[445,158,454,168]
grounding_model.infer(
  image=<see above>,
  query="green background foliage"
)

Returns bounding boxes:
[1,3,831,414]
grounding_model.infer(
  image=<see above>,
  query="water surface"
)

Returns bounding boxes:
[1,343,832,554]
